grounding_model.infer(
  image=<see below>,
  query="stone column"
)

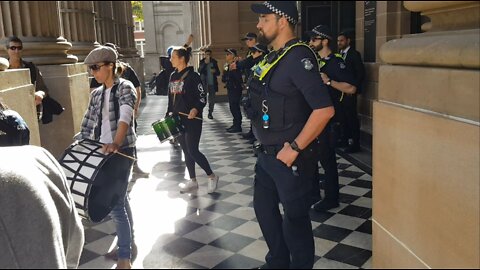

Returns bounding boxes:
[113,1,144,96]
[373,1,479,269]
[0,1,77,64]
[111,1,138,57]
[93,1,115,44]
[59,1,96,62]
[37,63,90,158]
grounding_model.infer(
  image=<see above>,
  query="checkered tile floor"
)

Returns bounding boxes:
[78,95,372,269]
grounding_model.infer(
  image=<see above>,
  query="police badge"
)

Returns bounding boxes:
[301,58,313,71]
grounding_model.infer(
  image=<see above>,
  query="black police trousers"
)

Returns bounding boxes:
[254,152,316,269]
[227,87,242,127]
[339,94,360,147]
[312,134,339,203]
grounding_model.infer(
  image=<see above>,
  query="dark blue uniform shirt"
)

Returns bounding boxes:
[252,41,332,145]
[319,53,356,108]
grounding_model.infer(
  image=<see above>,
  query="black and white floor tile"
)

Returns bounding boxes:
[78,95,372,269]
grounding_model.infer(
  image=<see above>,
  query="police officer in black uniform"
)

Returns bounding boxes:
[248,2,335,268]
[222,48,244,133]
[306,25,357,212]
[242,43,269,144]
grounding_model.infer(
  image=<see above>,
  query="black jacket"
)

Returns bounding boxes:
[221,62,243,91]
[166,67,207,118]
[343,48,365,94]
[198,58,220,92]
[155,57,174,95]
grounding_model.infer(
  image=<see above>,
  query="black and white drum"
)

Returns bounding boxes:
[58,139,129,222]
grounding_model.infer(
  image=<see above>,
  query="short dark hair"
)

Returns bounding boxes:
[338,31,353,40]
[6,36,22,48]
[205,49,212,53]
[174,46,192,64]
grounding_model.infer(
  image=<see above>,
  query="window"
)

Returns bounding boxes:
[136,40,145,58]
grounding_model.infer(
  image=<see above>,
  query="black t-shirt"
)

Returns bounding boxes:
[166,67,207,120]
[252,42,332,145]
[320,53,356,107]
[90,64,141,88]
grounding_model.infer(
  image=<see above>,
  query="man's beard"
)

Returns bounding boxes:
[312,43,322,52]
[257,31,275,46]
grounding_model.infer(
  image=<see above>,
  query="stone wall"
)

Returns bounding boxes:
[372,1,480,268]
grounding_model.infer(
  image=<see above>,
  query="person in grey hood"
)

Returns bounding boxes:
[0,145,84,269]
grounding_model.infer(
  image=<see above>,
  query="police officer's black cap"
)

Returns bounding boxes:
[251,1,298,25]
[225,48,237,56]
[241,32,257,41]
[249,43,268,54]
[306,25,333,40]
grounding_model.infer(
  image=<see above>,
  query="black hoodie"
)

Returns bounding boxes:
[166,66,206,119]
[155,57,174,95]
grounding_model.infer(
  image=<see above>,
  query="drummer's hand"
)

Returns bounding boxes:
[188,108,198,119]
[102,143,119,154]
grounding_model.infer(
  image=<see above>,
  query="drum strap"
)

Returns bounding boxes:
[94,81,122,140]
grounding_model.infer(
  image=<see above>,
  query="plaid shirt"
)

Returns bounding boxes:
[75,78,137,148]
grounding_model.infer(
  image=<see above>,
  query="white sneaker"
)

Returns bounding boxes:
[179,179,198,193]
[207,175,219,194]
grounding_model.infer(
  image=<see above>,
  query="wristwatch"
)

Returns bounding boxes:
[326,79,332,86]
[290,140,302,153]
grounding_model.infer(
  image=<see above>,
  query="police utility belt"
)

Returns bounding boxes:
[245,41,315,131]
[253,141,318,159]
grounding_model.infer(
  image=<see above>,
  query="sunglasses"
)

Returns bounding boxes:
[8,46,23,51]
[88,63,108,71]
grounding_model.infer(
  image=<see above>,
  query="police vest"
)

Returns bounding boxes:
[318,53,345,102]
[247,40,317,132]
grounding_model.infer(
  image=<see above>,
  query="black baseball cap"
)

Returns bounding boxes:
[225,48,237,56]
[249,43,268,54]
[251,1,298,25]
[241,32,257,41]
[306,25,333,40]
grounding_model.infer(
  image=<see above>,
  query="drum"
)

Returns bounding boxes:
[152,114,185,143]
[58,139,130,222]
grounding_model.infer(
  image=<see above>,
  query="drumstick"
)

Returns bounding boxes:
[178,112,203,121]
[115,151,137,161]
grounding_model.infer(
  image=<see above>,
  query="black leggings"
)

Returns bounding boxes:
[177,117,213,179]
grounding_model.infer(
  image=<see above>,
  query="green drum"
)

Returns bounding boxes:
[152,114,185,143]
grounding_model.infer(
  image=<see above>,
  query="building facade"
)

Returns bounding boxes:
[142,1,192,77]
[0,1,141,157]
